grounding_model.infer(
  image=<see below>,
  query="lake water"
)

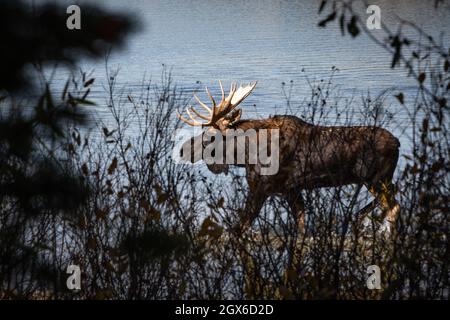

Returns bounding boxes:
[42,0,450,150]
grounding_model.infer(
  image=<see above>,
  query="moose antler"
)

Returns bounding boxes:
[177,81,257,127]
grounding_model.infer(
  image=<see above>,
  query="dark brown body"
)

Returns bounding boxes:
[184,115,400,232]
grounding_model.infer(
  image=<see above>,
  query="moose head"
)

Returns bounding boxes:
[177,81,277,175]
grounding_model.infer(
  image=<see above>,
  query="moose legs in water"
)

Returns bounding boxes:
[236,183,306,236]
[366,180,400,231]
[235,185,306,298]
[359,157,400,233]
[354,134,401,234]
[235,183,267,235]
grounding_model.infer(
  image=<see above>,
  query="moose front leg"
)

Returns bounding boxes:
[285,189,306,235]
[231,179,268,235]
[236,190,267,234]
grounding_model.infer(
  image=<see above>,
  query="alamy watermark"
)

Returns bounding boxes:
[66,5,81,30]
[66,264,81,290]
[366,265,381,290]
[172,127,280,176]
[366,5,381,30]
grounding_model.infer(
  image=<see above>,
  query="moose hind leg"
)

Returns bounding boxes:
[368,181,400,233]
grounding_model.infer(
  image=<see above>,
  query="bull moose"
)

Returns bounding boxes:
[177,81,400,235]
